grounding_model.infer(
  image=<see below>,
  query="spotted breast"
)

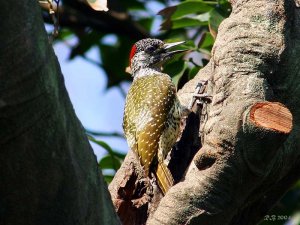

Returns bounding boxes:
[123,73,182,194]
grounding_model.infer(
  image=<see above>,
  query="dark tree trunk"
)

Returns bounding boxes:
[0,1,119,224]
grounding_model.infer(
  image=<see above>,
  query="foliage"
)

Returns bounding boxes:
[88,135,126,183]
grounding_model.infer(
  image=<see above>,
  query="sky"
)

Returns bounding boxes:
[53,41,129,161]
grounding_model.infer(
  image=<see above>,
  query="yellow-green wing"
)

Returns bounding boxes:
[123,74,176,175]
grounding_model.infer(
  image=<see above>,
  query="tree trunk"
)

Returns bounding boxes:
[109,0,300,224]
[0,1,119,224]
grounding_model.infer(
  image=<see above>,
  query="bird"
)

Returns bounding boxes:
[122,38,186,194]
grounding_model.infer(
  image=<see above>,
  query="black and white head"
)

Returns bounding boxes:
[129,38,186,77]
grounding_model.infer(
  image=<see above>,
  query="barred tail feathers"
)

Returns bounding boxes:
[155,162,174,194]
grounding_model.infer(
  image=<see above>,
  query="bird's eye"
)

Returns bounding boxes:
[145,46,157,53]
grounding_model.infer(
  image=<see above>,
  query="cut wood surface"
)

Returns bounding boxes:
[250,102,293,134]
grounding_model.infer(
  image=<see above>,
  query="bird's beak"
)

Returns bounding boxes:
[162,41,187,59]
[163,41,186,50]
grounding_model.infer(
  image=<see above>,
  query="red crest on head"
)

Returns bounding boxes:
[129,44,137,65]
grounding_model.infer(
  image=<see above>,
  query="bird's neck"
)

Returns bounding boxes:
[132,67,163,80]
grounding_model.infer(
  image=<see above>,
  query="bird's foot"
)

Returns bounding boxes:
[188,80,212,111]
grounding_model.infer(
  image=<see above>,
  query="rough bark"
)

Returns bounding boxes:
[109,0,300,224]
[0,1,119,225]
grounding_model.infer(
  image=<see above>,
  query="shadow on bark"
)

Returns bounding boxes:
[109,0,300,224]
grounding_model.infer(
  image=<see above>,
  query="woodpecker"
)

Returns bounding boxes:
[122,38,186,194]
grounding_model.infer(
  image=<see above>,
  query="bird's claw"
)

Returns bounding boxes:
[188,80,211,110]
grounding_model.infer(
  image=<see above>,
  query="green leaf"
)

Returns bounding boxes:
[164,60,188,88]
[112,151,126,160]
[85,129,124,138]
[88,136,125,173]
[159,1,214,20]
[171,17,208,29]
[193,12,210,22]
[55,29,73,41]
[188,66,200,80]
[199,32,214,50]
[99,154,121,170]
[70,31,103,59]
[103,175,114,184]
[88,135,125,156]
[216,0,232,15]
[99,36,133,88]
[88,135,123,160]
[89,137,114,154]
[138,18,154,32]
[208,8,226,38]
